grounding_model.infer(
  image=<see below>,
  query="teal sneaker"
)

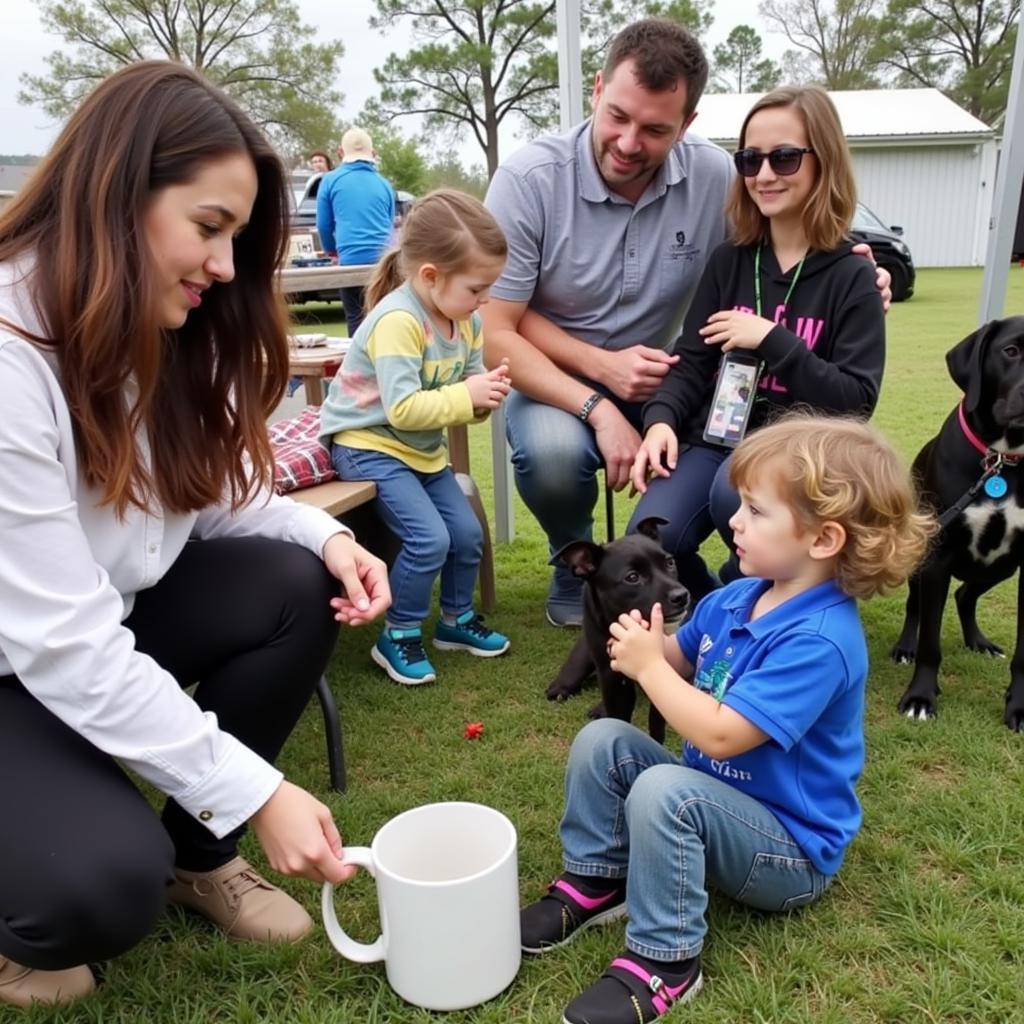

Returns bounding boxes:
[371,627,437,685]
[433,611,510,657]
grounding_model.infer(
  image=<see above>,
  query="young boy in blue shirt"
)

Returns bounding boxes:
[520,414,936,1024]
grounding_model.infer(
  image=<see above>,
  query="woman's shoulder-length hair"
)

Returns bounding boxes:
[726,85,857,253]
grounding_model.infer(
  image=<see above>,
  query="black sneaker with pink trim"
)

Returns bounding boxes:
[562,952,703,1024]
[520,873,627,954]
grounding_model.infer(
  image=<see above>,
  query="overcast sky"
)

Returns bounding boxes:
[0,0,784,164]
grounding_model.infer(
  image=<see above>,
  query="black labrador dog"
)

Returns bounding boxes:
[891,316,1024,730]
[545,517,689,743]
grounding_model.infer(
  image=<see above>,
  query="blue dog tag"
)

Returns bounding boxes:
[984,475,1008,499]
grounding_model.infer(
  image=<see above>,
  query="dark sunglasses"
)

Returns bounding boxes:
[733,146,814,177]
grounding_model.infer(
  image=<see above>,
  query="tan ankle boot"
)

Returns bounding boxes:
[168,856,313,942]
[0,956,95,1008]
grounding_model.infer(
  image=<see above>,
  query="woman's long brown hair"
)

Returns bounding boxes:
[0,61,291,515]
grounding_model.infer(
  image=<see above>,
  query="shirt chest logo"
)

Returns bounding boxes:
[668,227,701,263]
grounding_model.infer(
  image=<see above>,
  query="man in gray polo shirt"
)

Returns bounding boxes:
[483,18,730,625]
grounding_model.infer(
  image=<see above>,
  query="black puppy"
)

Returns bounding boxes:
[891,316,1024,730]
[545,517,689,743]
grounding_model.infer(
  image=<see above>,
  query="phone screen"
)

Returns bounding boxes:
[703,356,761,447]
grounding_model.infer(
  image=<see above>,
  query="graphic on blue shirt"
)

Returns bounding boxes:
[693,655,732,701]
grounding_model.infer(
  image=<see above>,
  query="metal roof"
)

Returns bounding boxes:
[693,88,995,146]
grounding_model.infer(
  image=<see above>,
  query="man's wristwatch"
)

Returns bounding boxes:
[577,392,605,423]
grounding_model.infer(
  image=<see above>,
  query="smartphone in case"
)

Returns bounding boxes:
[703,352,762,448]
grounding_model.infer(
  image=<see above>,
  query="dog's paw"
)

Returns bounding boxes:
[897,693,937,721]
[545,680,576,702]
[587,700,608,720]
[964,634,1005,658]
[889,643,917,665]
[1003,690,1024,732]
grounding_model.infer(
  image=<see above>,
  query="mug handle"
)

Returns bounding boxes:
[321,847,385,963]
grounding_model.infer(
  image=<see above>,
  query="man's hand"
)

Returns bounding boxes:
[465,359,512,413]
[322,533,391,626]
[589,401,642,491]
[850,242,892,311]
[251,780,358,885]
[596,345,679,402]
[700,310,775,352]
[630,423,678,494]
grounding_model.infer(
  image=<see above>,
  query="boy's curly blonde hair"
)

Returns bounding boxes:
[729,414,937,599]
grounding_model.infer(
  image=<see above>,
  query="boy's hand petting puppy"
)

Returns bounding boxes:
[467,357,511,413]
[609,603,667,682]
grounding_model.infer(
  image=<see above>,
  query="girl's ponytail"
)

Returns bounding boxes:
[365,249,404,311]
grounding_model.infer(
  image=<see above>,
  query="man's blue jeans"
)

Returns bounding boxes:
[340,285,366,339]
[559,720,832,962]
[331,446,483,628]
[504,389,644,554]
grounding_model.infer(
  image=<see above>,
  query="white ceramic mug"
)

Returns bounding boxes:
[321,802,521,1011]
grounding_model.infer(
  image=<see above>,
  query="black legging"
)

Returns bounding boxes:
[0,536,339,970]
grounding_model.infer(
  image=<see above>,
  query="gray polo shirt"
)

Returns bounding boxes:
[485,118,732,352]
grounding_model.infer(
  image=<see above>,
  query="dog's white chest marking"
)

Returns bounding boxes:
[963,495,1024,564]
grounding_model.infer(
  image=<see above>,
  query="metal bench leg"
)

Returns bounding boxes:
[315,674,347,794]
[605,479,616,541]
[455,472,497,613]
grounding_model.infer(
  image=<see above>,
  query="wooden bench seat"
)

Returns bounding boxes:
[289,478,377,516]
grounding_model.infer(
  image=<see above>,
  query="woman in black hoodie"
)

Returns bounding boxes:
[629,85,885,599]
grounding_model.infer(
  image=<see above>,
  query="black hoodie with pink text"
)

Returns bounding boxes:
[642,239,885,447]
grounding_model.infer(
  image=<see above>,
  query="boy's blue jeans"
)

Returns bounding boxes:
[561,719,832,962]
[331,446,483,628]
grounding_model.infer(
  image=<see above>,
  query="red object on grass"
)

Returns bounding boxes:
[464,721,484,740]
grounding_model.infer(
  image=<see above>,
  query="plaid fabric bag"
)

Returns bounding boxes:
[269,405,336,493]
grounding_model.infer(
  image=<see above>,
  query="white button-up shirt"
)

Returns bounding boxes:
[0,257,350,837]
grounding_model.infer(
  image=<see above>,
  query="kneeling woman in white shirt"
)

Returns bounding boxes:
[0,61,389,1008]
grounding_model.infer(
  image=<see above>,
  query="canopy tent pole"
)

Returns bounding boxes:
[489,0,585,542]
[979,19,1024,323]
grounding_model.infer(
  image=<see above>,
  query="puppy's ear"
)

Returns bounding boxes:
[633,516,669,542]
[947,320,1003,413]
[550,541,604,578]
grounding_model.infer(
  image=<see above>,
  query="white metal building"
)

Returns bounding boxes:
[694,89,997,268]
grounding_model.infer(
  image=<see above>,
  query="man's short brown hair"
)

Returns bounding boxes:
[603,18,708,117]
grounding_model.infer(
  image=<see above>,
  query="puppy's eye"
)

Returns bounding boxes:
[665,557,676,571]
[1004,344,1020,359]
[624,570,641,584]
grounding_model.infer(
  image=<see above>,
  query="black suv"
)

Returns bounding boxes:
[850,202,915,302]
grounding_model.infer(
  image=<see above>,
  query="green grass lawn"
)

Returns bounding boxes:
[24,269,1024,1024]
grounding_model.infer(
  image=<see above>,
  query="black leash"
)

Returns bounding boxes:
[937,453,1011,529]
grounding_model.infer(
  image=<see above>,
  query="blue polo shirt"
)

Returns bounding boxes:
[677,577,867,875]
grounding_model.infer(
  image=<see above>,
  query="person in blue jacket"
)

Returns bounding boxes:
[316,126,396,337]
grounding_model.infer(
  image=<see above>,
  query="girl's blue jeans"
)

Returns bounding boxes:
[331,446,483,628]
[561,719,832,962]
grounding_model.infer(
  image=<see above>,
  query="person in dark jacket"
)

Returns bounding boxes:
[628,85,885,600]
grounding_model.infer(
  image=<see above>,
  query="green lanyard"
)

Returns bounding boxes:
[754,242,807,319]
